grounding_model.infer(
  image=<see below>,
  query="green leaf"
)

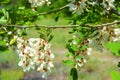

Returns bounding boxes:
[0,30,5,34]
[66,52,73,57]
[1,0,11,4]
[48,35,54,42]
[110,71,120,80]
[2,9,6,16]
[105,42,120,56]
[71,44,78,51]
[76,54,83,60]
[9,38,16,45]
[118,62,120,68]
[18,7,25,10]
[77,32,84,38]
[55,13,60,22]
[69,28,76,34]
[70,68,78,80]
[0,46,8,51]
[80,45,87,50]
[74,38,79,43]
[0,40,6,46]
[63,60,75,66]
[0,19,7,24]
[6,11,9,19]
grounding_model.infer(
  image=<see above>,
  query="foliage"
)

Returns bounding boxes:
[105,42,120,56]
[0,69,23,80]
[110,71,120,80]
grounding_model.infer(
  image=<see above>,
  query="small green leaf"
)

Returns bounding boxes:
[55,13,60,22]
[77,32,84,38]
[76,55,83,60]
[9,38,16,45]
[105,42,120,56]
[0,30,5,34]
[66,52,73,57]
[2,9,6,16]
[74,38,79,43]
[0,19,7,24]
[48,35,54,42]
[0,40,6,46]
[69,28,77,34]
[1,0,11,4]
[110,71,120,80]
[118,62,120,68]
[6,12,9,19]
[70,68,78,80]
[80,45,87,50]
[71,44,78,51]
[63,60,75,66]
[18,7,25,10]
[0,46,8,51]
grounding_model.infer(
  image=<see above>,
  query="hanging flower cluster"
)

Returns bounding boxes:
[17,37,54,72]
[68,0,88,15]
[66,23,120,68]
[88,25,120,51]
[28,0,51,8]
[102,0,115,11]
[75,38,92,68]
[66,35,92,68]
[68,0,115,15]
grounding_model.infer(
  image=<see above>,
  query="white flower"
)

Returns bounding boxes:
[44,42,51,50]
[112,37,119,42]
[37,61,46,71]
[24,46,31,53]
[101,26,107,32]
[114,28,120,35]
[87,48,92,55]
[7,31,12,35]
[75,58,86,68]
[18,60,24,66]
[68,0,87,15]
[50,53,54,59]
[102,0,115,10]
[17,43,23,49]
[69,3,77,11]
[23,61,35,72]
[47,62,54,72]
[42,72,47,79]
[28,0,51,8]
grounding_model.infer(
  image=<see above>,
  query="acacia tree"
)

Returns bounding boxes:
[0,0,120,80]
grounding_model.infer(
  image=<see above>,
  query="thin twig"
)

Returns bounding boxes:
[37,5,69,16]
[0,20,120,29]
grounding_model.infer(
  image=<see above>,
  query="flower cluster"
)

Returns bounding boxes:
[75,38,92,68]
[17,37,54,72]
[68,35,92,68]
[68,0,115,15]
[28,0,51,8]
[67,24,120,68]
[112,28,120,41]
[68,0,88,15]
[102,0,115,11]
[88,25,120,51]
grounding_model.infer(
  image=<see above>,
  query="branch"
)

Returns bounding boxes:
[0,24,88,29]
[37,5,69,16]
[111,7,120,16]
[0,20,120,29]
[89,20,120,27]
